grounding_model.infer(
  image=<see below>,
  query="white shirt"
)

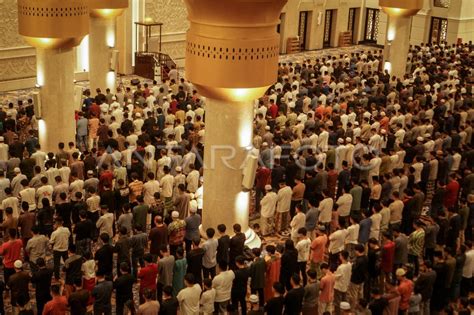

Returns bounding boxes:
[345,224,360,245]
[143,180,160,206]
[370,212,382,239]
[36,185,54,209]
[212,270,235,302]
[186,170,200,193]
[160,174,174,198]
[290,212,306,239]
[462,249,474,278]
[336,193,353,217]
[19,187,36,211]
[334,262,352,292]
[296,238,311,262]
[260,191,278,218]
[96,212,114,238]
[318,197,334,223]
[276,186,292,213]
[50,226,71,251]
[177,283,202,315]
[0,143,8,161]
[1,196,19,218]
[329,229,348,254]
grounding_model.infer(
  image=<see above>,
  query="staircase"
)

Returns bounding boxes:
[134,51,177,82]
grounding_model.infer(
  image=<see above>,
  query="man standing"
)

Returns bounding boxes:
[295,227,311,286]
[396,268,414,315]
[202,228,218,279]
[212,261,235,313]
[333,251,352,315]
[168,211,186,257]
[177,274,202,315]
[157,246,175,304]
[348,244,368,308]
[92,271,114,315]
[49,218,70,280]
[31,257,53,315]
[42,284,68,314]
[229,224,246,270]
[260,185,278,236]
[276,180,292,234]
[114,262,135,315]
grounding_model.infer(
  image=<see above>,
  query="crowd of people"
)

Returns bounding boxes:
[0,40,473,315]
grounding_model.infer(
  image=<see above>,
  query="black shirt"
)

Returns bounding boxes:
[31,267,53,299]
[114,273,136,301]
[95,244,114,275]
[56,202,72,227]
[229,233,245,262]
[186,248,205,282]
[264,296,284,315]
[68,289,89,315]
[232,267,250,296]
[74,219,95,241]
[115,236,131,263]
[217,235,230,264]
[159,297,179,315]
[284,287,304,315]
[369,297,389,315]
[351,255,369,284]
[64,254,83,285]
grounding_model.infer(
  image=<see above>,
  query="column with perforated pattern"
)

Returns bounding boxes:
[18,0,89,152]
[184,0,287,245]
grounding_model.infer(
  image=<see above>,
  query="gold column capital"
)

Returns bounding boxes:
[89,0,128,18]
[18,0,89,49]
[380,0,423,17]
[184,0,287,101]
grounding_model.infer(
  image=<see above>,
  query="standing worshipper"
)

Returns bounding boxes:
[31,257,53,315]
[92,271,114,315]
[229,223,246,270]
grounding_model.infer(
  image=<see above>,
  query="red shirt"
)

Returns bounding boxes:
[138,263,158,291]
[444,180,460,209]
[170,101,178,114]
[256,167,271,189]
[99,170,114,192]
[42,296,68,315]
[397,278,413,311]
[269,104,278,119]
[89,103,101,118]
[0,239,23,268]
[381,240,395,273]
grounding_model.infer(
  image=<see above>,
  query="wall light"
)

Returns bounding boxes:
[79,35,90,72]
[234,191,249,225]
[38,119,47,140]
[387,27,396,42]
[106,71,116,88]
[106,26,116,48]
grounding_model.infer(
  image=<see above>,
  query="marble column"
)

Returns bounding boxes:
[384,15,412,79]
[36,48,76,152]
[202,99,254,234]
[89,17,116,92]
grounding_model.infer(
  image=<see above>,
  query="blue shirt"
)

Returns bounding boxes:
[358,218,372,244]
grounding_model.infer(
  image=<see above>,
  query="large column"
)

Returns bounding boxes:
[89,17,116,92]
[380,0,423,78]
[385,15,412,78]
[88,0,128,93]
[203,100,254,233]
[18,0,89,153]
[37,49,76,152]
[184,0,287,245]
